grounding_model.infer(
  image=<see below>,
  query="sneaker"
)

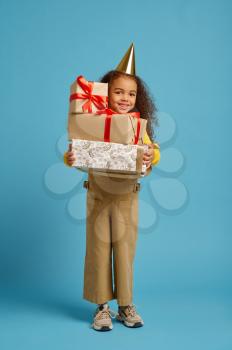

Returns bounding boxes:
[92,303,116,331]
[116,304,144,328]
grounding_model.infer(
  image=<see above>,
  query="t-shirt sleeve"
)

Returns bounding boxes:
[143,132,161,166]
[64,151,72,167]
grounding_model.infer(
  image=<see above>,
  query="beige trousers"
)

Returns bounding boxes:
[83,172,140,306]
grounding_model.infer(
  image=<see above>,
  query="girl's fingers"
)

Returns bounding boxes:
[143,155,152,161]
[143,155,151,159]
[67,151,75,157]
[144,148,154,163]
[67,159,75,165]
[143,159,151,167]
[67,153,74,158]
[144,150,153,156]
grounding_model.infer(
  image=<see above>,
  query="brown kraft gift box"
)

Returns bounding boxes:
[68,113,147,145]
[69,76,108,114]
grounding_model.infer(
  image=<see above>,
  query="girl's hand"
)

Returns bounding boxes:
[143,144,154,169]
[66,144,76,166]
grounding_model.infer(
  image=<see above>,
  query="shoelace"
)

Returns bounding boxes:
[95,307,117,321]
[121,304,138,318]
[90,308,117,329]
[128,304,137,317]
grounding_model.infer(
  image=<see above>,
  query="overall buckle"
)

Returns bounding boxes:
[83,180,89,189]
[133,183,141,192]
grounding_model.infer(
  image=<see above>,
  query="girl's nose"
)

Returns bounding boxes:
[121,94,129,101]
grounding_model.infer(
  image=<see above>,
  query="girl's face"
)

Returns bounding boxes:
[108,76,137,114]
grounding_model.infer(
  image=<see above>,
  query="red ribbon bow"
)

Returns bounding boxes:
[70,76,108,112]
[96,109,141,144]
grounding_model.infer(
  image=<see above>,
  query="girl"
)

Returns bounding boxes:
[64,46,160,331]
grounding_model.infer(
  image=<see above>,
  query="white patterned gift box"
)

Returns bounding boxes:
[71,139,148,176]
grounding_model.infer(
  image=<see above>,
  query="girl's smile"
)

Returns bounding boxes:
[108,76,137,114]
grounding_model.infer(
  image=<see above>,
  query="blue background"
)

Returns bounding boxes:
[0,0,231,349]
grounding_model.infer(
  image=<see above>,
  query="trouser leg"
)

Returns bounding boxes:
[111,191,139,306]
[83,190,114,304]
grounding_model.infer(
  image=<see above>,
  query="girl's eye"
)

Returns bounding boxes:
[115,91,121,94]
[130,93,136,97]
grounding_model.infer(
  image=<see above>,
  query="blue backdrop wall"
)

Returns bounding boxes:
[0,0,231,349]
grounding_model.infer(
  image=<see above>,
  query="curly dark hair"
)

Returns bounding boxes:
[99,70,159,143]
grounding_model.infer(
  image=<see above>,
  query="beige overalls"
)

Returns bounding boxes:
[82,170,142,306]
[63,133,160,305]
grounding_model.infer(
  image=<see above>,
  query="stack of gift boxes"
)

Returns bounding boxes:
[67,75,148,178]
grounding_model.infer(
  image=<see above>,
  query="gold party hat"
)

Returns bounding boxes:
[115,43,136,76]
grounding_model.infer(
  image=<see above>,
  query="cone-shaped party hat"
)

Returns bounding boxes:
[115,43,136,76]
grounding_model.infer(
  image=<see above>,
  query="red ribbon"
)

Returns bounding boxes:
[70,76,108,112]
[96,109,141,144]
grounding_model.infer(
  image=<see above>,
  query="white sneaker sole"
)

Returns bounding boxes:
[116,314,144,328]
[92,323,113,331]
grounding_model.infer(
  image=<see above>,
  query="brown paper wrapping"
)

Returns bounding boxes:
[69,80,108,113]
[68,113,147,145]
